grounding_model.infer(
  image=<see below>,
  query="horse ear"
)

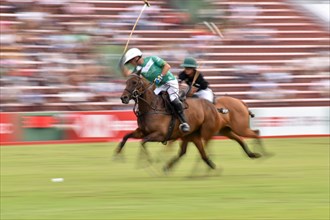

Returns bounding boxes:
[130,72,141,78]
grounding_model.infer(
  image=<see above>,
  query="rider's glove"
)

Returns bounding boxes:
[154,74,163,85]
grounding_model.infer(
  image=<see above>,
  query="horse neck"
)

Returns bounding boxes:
[137,83,158,113]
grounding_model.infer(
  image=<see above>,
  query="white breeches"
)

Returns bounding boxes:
[195,88,214,103]
[154,80,179,102]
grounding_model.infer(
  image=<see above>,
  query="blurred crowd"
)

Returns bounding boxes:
[0,0,194,112]
[0,0,136,111]
[0,0,329,111]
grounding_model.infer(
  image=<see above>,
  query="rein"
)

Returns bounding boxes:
[124,75,181,144]
[127,76,169,117]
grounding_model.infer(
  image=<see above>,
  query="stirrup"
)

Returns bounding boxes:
[218,108,229,114]
[179,123,190,132]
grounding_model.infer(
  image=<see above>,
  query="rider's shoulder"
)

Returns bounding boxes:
[196,71,205,77]
[178,70,187,76]
[148,55,162,61]
[148,55,165,62]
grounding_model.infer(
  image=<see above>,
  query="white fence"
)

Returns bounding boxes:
[250,106,329,136]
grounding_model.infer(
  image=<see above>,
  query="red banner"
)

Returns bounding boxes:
[0,111,138,145]
[22,115,58,128]
[59,111,137,141]
[0,113,20,143]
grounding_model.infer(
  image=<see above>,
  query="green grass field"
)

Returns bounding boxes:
[1,137,329,220]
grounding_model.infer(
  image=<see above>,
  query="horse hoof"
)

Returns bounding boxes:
[206,159,216,169]
[249,153,262,159]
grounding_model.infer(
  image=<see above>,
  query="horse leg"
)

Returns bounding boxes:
[154,140,177,164]
[138,139,154,164]
[220,127,261,159]
[135,140,154,169]
[234,128,273,157]
[189,139,214,176]
[115,128,144,154]
[134,131,169,165]
[194,139,213,163]
[163,140,188,172]
[192,137,216,169]
[203,139,215,158]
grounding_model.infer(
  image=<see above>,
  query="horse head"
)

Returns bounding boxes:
[121,74,150,104]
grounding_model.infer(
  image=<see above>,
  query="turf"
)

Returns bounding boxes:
[1,137,329,220]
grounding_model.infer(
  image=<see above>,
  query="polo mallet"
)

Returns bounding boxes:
[209,22,224,39]
[199,21,224,72]
[196,21,224,80]
[123,0,151,54]
[184,21,224,96]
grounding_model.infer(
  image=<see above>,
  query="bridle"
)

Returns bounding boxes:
[125,74,148,100]
[124,74,162,115]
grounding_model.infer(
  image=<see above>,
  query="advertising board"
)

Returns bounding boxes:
[0,107,329,145]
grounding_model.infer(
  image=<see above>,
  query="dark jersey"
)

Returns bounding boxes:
[178,70,209,91]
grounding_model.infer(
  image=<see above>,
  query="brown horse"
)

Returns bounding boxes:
[165,96,269,162]
[214,96,269,156]
[115,74,261,171]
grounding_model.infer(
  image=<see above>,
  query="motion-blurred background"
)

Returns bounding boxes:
[1,0,329,112]
[1,1,329,220]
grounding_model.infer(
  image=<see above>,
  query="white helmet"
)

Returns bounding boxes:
[123,48,142,64]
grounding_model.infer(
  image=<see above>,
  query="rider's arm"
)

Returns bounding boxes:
[119,56,133,77]
[121,65,132,77]
[187,86,198,96]
[196,73,209,91]
[152,56,171,77]
[160,62,171,77]
[120,59,140,77]
[178,71,188,84]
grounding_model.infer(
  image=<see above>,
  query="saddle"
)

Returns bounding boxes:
[180,89,229,114]
[159,91,188,112]
[159,92,174,114]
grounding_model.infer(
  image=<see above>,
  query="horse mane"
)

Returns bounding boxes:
[127,74,169,113]
[128,73,152,88]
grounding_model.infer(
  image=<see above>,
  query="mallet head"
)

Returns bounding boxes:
[143,0,150,7]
